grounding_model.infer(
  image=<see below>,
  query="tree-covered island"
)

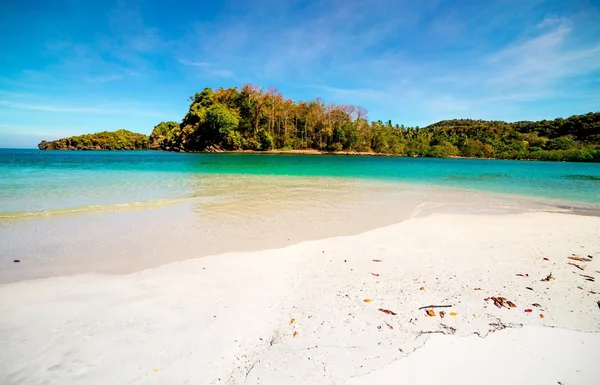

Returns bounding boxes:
[39,85,600,162]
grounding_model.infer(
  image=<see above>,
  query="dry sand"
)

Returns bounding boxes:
[1,210,600,384]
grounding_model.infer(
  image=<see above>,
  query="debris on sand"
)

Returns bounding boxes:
[485,297,516,309]
[568,262,585,271]
[378,308,397,315]
[418,304,453,310]
[568,255,592,262]
[541,273,555,282]
[581,274,595,282]
[425,309,436,317]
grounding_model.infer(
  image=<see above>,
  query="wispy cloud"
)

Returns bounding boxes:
[179,59,211,67]
[0,100,169,118]
[307,11,600,123]
[178,58,235,79]
[483,18,600,103]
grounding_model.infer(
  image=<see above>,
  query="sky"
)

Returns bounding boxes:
[1,0,599,147]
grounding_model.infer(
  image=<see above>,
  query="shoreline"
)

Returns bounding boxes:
[33,147,600,163]
[1,210,599,384]
[3,182,600,284]
[3,174,600,222]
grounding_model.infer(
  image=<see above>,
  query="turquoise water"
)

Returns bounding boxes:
[1,149,600,216]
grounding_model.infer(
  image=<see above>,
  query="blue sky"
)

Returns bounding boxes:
[1,0,599,147]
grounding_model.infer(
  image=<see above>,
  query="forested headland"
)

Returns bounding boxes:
[39,85,600,161]
[38,129,150,151]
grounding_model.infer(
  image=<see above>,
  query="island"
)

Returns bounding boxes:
[39,85,600,162]
[38,129,150,151]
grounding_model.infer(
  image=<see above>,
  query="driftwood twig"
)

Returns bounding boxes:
[418,304,453,310]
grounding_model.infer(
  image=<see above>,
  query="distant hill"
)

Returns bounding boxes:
[38,130,150,151]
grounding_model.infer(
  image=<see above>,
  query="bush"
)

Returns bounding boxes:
[428,141,459,158]
[545,137,577,150]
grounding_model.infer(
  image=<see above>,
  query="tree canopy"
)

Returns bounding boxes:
[39,84,600,162]
[39,129,150,151]
[148,85,600,161]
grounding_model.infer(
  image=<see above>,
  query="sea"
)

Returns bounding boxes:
[1,149,599,216]
[1,149,600,282]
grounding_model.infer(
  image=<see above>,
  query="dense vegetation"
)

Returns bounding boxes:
[148,85,600,161]
[40,85,600,161]
[39,129,150,150]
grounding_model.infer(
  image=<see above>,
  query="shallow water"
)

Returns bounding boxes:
[1,149,600,283]
[1,150,600,218]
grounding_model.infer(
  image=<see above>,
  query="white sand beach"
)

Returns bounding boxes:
[1,208,599,384]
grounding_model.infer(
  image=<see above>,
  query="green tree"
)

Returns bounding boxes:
[428,141,459,158]
[206,104,239,141]
[545,137,577,150]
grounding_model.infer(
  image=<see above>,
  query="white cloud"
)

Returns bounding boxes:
[0,100,168,117]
